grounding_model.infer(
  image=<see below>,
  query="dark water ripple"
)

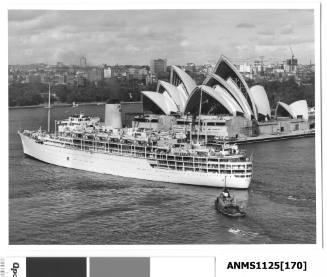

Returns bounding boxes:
[9,106,316,244]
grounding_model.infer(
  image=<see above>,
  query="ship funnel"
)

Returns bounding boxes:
[105,102,122,128]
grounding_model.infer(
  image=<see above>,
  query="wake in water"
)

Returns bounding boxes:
[228,227,259,238]
[287,195,315,202]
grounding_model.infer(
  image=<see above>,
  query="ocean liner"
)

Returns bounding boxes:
[18,112,253,189]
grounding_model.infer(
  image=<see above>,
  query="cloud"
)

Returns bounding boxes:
[257,29,275,36]
[125,44,140,52]
[54,50,85,65]
[180,40,190,47]
[224,43,257,61]
[254,35,313,46]
[236,23,255,28]
[8,10,314,65]
[8,10,47,22]
[280,24,294,34]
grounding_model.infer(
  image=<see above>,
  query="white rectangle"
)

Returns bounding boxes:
[151,257,215,277]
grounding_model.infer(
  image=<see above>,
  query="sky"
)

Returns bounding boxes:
[8,9,315,65]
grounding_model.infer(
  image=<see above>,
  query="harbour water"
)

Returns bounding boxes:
[9,105,316,244]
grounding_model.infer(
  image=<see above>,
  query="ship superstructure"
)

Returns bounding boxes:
[19,114,252,188]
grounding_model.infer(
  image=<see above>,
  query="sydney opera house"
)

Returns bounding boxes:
[135,55,311,139]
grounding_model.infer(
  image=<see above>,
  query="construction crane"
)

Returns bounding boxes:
[289,46,295,72]
[289,46,295,59]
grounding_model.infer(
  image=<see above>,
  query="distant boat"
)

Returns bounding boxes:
[72,102,79,107]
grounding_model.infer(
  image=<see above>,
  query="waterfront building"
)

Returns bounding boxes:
[142,55,264,120]
[257,118,309,135]
[137,55,311,140]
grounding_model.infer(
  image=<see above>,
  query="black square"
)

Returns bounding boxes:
[26,258,86,277]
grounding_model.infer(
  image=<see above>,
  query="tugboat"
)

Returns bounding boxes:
[215,177,246,217]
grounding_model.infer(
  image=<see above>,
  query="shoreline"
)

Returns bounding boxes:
[9,102,106,109]
[234,130,315,144]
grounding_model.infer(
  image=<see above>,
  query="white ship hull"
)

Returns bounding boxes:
[19,133,251,189]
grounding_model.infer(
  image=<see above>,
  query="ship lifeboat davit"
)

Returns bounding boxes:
[215,190,246,217]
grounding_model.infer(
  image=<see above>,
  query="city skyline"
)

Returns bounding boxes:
[9,9,315,65]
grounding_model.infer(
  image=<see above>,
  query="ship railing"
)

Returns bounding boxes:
[151,155,250,173]
[39,135,253,166]
[147,153,250,163]
[154,162,243,174]
[45,137,250,174]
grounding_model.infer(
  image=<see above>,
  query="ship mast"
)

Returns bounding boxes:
[197,87,203,143]
[48,83,51,133]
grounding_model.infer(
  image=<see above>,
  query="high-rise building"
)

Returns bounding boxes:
[80,56,87,67]
[285,57,298,73]
[150,58,167,74]
[104,67,112,79]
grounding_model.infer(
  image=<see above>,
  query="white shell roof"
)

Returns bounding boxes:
[276,101,296,118]
[213,55,258,119]
[171,65,197,95]
[142,54,307,122]
[212,85,244,115]
[158,80,188,112]
[225,77,254,120]
[289,100,309,121]
[184,85,243,116]
[141,91,178,115]
[250,85,271,118]
[276,100,309,121]
[203,73,253,120]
